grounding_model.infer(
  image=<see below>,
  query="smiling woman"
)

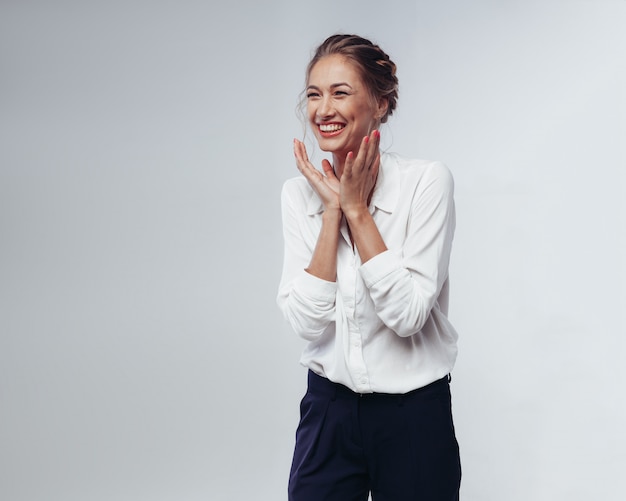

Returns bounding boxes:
[277,34,462,501]
[305,54,386,173]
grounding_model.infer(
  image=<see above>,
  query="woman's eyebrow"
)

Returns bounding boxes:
[306,82,354,91]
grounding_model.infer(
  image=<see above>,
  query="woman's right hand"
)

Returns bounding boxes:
[294,139,340,212]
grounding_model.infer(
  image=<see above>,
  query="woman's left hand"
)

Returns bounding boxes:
[340,129,381,217]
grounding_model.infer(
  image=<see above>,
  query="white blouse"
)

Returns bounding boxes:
[277,152,459,394]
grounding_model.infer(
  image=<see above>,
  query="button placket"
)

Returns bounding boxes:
[337,226,371,392]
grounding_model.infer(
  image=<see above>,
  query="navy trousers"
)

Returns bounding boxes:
[288,371,461,501]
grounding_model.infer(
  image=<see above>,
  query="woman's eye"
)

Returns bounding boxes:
[334,91,348,96]
[307,92,320,99]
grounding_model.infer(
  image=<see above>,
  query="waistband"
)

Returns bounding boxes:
[307,370,450,400]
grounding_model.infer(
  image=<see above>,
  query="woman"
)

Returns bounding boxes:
[277,34,461,501]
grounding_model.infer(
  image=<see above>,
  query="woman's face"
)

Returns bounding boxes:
[306,54,384,160]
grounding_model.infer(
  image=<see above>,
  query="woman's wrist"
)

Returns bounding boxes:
[322,207,343,221]
[342,204,370,224]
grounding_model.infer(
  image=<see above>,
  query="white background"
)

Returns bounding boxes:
[1,1,625,500]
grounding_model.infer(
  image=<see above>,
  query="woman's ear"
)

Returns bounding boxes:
[376,97,389,121]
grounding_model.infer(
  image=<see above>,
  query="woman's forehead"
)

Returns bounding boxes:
[308,54,363,86]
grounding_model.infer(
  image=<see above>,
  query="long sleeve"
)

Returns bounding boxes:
[276,154,459,394]
[359,161,456,337]
[276,179,337,341]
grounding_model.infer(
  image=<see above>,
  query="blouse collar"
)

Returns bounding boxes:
[306,152,400,216]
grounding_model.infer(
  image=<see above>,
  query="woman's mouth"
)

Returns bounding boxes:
[318,123,345,136]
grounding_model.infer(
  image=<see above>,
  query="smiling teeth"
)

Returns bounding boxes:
[319,124,344,132]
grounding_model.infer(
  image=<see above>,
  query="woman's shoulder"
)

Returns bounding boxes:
[281,175,321,213]
[282,175,313,197]
[382,152,454,186]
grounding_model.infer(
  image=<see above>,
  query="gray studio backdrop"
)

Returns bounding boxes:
[1,1,625,500]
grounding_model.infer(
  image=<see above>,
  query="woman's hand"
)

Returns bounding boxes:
[294,139,340,211]
[340,130,386,262]
[340,130,380,218]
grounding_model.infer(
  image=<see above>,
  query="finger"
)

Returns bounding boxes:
[363,130,380,171]
[293,139,303,164]
[371,152,380,180]
[293,139,310,164]
[372,129,381,155]
[343,150,356,178]
[321,159,336,180]
[294,140,314,175]
[295,142,329,192]
[293,139,305,163]
[353,135,370,172]
[296,139,312,164]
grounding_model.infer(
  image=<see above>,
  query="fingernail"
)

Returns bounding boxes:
[374,130,380,139]
[364,136,369,144]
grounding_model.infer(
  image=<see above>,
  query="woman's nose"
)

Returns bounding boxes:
[317,96,334,119]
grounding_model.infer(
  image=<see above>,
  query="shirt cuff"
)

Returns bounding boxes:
[294,269,337,302]
[359,249,402,288]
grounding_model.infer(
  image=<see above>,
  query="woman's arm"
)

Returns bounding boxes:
[276,181,338,340]
[292,138,343,281]
[359,161,456,337]
[276,140,343,340]
[305,208,342,280]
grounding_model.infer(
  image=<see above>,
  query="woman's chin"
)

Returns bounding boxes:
[314,137,334,152]
[316,137,350,156]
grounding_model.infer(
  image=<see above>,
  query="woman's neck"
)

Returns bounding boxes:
[332,153,345,179]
